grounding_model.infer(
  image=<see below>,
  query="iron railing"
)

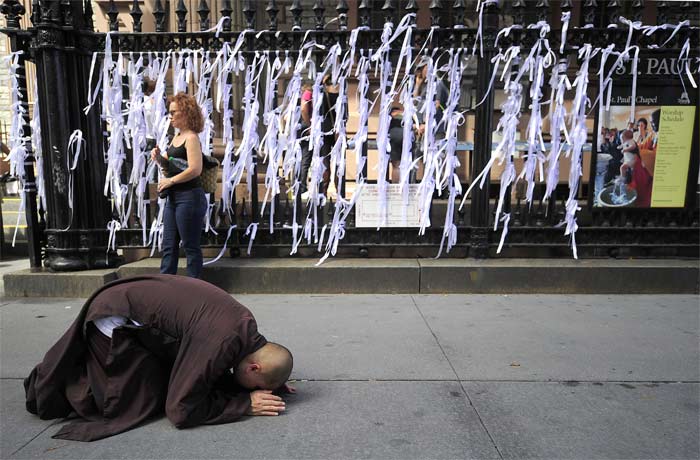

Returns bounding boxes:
[1,0,698,270]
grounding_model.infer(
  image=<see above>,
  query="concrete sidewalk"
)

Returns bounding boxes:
[1,293,698,459]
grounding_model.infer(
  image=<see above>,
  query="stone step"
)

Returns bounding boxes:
[3,258,698,297]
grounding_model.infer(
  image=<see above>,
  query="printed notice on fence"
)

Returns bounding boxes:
[355,184,421,228]
[593,84,696,209]
[650,106,695,207]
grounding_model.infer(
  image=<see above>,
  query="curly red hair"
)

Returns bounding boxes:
[167,92,204,133]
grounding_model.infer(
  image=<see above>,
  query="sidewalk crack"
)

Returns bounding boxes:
[410,294,504,460]
[10,421,61,457]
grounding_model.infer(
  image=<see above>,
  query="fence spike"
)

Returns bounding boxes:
[242,0,255,30]
[0,0,25,29]
[405,0,418,25]
[429,0,442,28]
[313,0,325,30]
[358,0,370,27]
[453,0,466,28]
[536,0,550,22]
[512,0,526,25]
[176,0,188,32]
[606,0,620,26]
[131,0,142,32]
[583,0,598,27]
[107,0,119,31]
[290,0,303,30]
[382,0,396,25]
[83,0,93,30]
[266,0,278,32]
[337,0,349,30]
[198,0,210,30]
[154,0,166,32]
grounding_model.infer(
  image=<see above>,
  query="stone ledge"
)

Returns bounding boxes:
[2,258,698,297]
[418,259,700,294]
[3,268,118,298]
[118,258,420,294]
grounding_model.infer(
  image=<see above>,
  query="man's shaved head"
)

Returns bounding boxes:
[235,342,293,391]
[259,342,293,389]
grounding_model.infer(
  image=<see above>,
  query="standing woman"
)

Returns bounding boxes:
[151,93,207,278]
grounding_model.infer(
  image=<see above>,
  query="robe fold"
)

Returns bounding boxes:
[24,274,267,442]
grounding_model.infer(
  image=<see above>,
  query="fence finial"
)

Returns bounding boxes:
[130,0,142,32]
[154,0,166,32]
[429,0,442,28]
[313,1,325,30]
[83,0,94,30]
[382,0,396,25]
[176,0,188,32]
[1,0,26,29]
[453,0,466,28]
[198,0,210,30]
[242,0,255,30]
[220,0,232,32]
[107,0,119,31]
[336,0,349,30]
[266,0,278,32]
[290,0,303,30]
[358,0,370,27]
[583,0,598,27]
[536,0,550,22]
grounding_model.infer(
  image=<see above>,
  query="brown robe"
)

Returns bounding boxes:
[24,274,267,442]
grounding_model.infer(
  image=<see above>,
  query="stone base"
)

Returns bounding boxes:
[2,258,698,297]
[3,268,118,298]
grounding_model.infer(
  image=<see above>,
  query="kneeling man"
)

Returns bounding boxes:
[24,275,293,441]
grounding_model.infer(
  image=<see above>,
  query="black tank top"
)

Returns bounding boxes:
[166,141,202,191]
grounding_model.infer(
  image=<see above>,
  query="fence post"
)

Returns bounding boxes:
[469,0,499,258]
[30,0,116,270]
[0,0,42,268]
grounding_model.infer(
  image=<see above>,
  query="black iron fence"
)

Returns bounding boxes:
[1,0,698,271]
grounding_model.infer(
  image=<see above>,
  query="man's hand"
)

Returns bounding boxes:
[247,390,286,416]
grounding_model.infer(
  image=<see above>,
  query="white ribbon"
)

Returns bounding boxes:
[560,12,571,54]
[642,20,689,48]
[473,0,499,57]
[678,38,698,91]
[203,224,237,266]
[244,222,258,255]
[559,44,598,259]
[30,80,46,212]
[543,58,571,203]
[60,129,86,231]
[496,213,510,254]
[106,219,121,252]
[1,51,30,246]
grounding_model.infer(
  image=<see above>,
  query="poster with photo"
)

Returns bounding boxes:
[592,85,697,209]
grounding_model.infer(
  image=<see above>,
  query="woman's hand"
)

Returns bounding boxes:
[150,146,160,162]
[157,177,175,192]
[247,390,286,416]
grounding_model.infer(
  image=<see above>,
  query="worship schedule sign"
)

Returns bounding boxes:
[592,84,697,209]
[355,184,421,228]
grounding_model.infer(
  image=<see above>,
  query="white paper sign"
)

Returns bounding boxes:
[355,184,421,228]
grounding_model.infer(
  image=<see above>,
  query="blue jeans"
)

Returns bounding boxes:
[160,188,207,278]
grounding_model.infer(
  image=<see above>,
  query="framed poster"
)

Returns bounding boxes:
[591,83,698,209]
